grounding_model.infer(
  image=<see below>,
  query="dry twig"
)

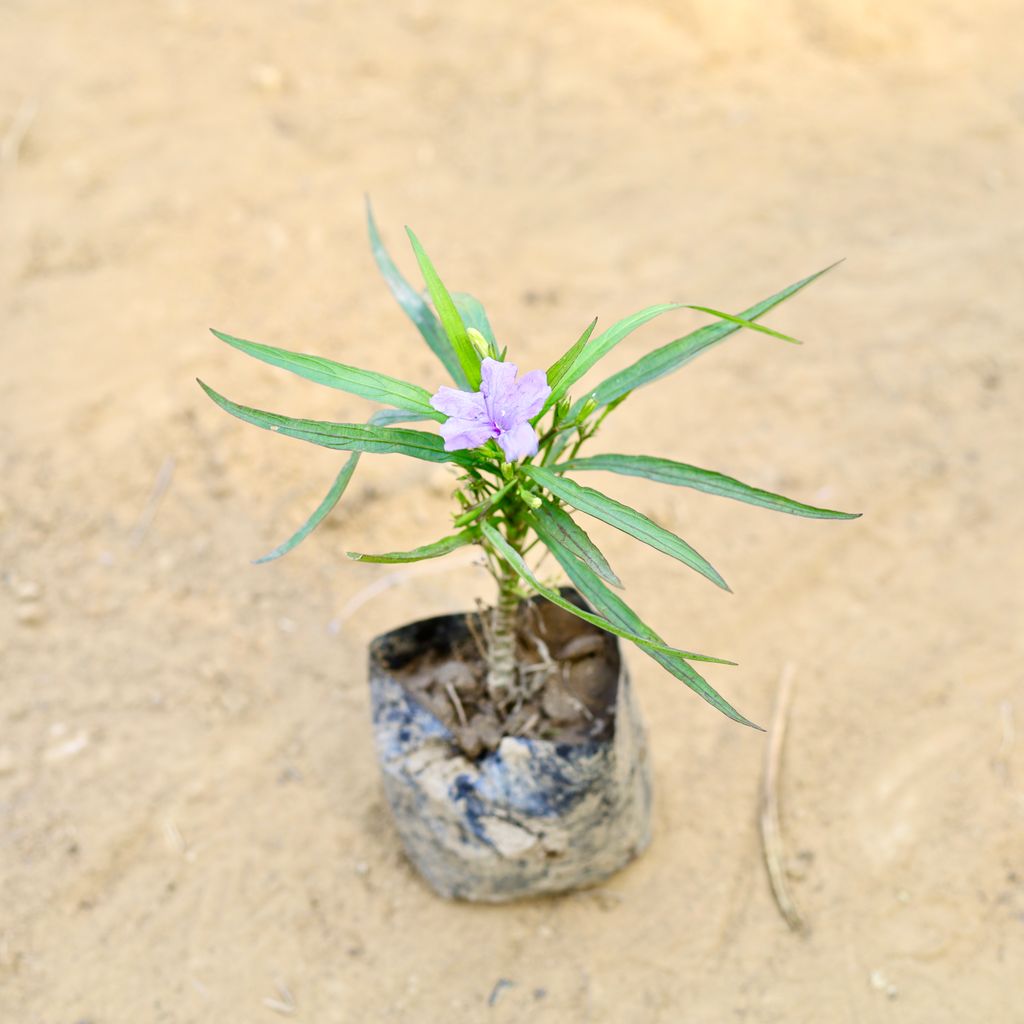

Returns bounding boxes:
[445,681,468,728]
[465,598,490,662]
[130,456,175,545]
[759,662,807,933]
[262,979,296,1016]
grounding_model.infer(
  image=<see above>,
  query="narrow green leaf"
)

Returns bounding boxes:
[683,306,801,344]
[348,529,477,563]
[554,303,680,400]
[543,533,760,729]
[198,379,481,467]
[543,298,796,415]
[527,496,622,589]
[452,293,497,352]
[254,455,359,564]
[479,524,730,664]
[520,464,730,591]
[367,408,435,428]
[452,478,515,526]
[253,410,433,564]
[365,199,468,388]
[210,329,442,420]
[579,263,840,414]
[542,317,598,412]
[560,454,860,520]
[406,228,482,389]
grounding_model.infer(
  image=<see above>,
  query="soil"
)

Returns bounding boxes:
[2,2,1023,1022]
[372,591,621,758]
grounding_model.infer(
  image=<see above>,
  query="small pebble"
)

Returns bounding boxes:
[541,686,579,724]
[869,969,898,999]
[15,602,46,626]
[249,63,287,93]
[13,579,42,601]
[556,634,604,661]
[469,710,502,751]
[45,731,89,762]
[454,728,483,760]
[435,661,477,695]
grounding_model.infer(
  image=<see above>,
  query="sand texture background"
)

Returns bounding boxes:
[2,1,1023,1020]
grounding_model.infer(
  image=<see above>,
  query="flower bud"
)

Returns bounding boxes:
[467,328,492,359]
[517,486,542,509]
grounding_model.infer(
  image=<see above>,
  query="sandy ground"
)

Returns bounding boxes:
[2,1,1023,1020]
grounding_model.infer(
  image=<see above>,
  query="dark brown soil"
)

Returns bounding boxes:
[376,593,622,759]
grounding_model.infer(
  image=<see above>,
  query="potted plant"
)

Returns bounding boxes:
[199,203,857,902]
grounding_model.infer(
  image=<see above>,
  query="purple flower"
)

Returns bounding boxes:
[430,357,551,461]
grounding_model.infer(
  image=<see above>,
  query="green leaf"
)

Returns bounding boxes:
[198,379,482,467]
[553,303,681,401]
[579,263,840,414]
[365,199,469,388]
[559,454,860,520]
[542,532,760,729]
[406,228,482,389]
[526,496,622,589]
[453,293,498,353]
[542,298,799,415]
[683,306,801,345]
[253,410,433,564]
[452,478,515,526]
[255,454,360,564]
[348,529,477,563]
[367,408,435,428]
[542,317,598,412]
[479,524,731,664]
[520,464,730,591]
[210,329,442,420]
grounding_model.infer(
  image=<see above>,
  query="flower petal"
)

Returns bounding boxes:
[479,357,520,422]
[496,422,539,461]
[507,369,551,422]
[481,358,551,431]
[439,417,497,452]
[430,386,488,422]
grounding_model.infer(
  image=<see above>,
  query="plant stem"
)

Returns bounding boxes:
[485,560,520,704]
[484,493,531,703]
